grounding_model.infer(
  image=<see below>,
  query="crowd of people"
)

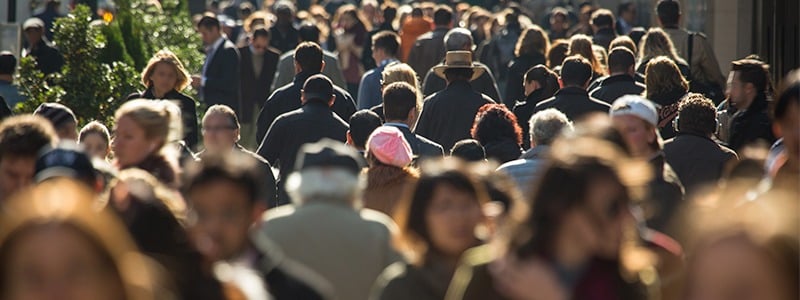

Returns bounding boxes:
[0,0,798,299]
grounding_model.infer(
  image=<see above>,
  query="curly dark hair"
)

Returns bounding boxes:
[677,93,717,135]
[470,104,523,145]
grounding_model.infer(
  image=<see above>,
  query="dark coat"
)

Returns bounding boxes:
[513,88,555,150]
[239,46,280,123]
[25,39,64,75]
[664,133,737,196]
[197,145,278,208]
[372,260,453,300]
[649,88,688,140]
[202,38,241,113]
[127,89,199,150]
[422,62,502,103]
[504,52,547,106]
[728,94,776,151]
[256,71,357,144]
[407,27,450,78]
[124,153,179,188]
[592,27,618,50]
[384,124,444,159]
[256,101,349,206]
[0,96,11,121]
[482,139,522,164]
[533,87,611,122]
[270,25,300,54]
[589,74,646,104]
[415,80,495,151]
[645,153,685,233]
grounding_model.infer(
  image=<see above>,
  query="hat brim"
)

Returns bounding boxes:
[433,65,485,81]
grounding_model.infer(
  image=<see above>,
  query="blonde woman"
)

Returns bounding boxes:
[128,49,199,150]
[568,34,606,80]
[645,56,690,139]
[636,28,690,80]
[112,99,183,188]
[505,25,550,104]
[368,62,421,119]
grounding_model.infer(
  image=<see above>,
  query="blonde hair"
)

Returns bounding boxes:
[114,99,183,153]
[568,34,605,75]
[0,179,168,300]
[382,62,422,106]
[141,49,191,91]
[515,25,550,57]
[644,56,689,99]
[638,28,686,68]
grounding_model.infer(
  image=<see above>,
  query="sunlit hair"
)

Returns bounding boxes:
[677,186,799,300]
[392,158,489,265]
[568,34,605,75]
[243,10,269,33]
[644,56,689,99]
[115,99,183,154]
[285,168,366,208]
[0,179,168,300]
[79,120,111,145]
[610,35,637,55]
[638,28,686,69]
[382,62,422,106]
[547,39,570,69]
[140,49,191,91]
[106,168,188,224]
[593,45,608,73]
[515,25,550,58]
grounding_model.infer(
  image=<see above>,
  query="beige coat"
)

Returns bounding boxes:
[255,201,402,300]
[663,27,727,88]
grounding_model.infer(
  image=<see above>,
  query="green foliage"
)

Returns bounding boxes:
[15,1,203,126]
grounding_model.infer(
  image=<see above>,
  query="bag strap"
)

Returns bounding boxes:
[686,31,695,73]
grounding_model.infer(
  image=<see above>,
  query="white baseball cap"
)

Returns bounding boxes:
[609,95,659,127]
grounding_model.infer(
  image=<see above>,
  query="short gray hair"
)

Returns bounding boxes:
[444,28,474,51]
[529,109,573,146]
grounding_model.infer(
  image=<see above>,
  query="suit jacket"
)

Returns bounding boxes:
[533,87,611,122]
[415,81,495,151]
[384,123,444,159]
[203,38,241,114]
[589,74,646,104]
[256,101,349,206]
[239,46,280,123]
[406,27,449,77]
[272,50,347,92]
[256,71,356,144]
[422,62,501,104]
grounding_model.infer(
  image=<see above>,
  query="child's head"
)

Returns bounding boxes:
[78,121,111,160]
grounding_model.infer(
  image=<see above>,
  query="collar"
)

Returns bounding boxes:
[446,80,473,89]
[555,86,588,96]
[293,71,320,85]
[385,122,409,129]
[378,58,398,68]
[601,74,636,85]
[207,36,226,54]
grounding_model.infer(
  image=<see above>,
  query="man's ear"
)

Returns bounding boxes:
[346,130,354,145]
[320,60,326,72]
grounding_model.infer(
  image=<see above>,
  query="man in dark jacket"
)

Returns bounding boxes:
[415,51,495,151]
[421,28,501,103]
[192,15,241,115]
[257,74,349,206]
[611,95,684,233]
[22,18,63,75]
[270,2,300,54]
[239,26,280,149]
[406,5,452,78]
[664,94,737,197]
[726,58,776,151]
[184,151,335,300]
[382,82,443,158]
[590,47,645,104]
[256,42,356,144]
[590,9,617,50]
[534,55,611,121]
[199,105,277,207]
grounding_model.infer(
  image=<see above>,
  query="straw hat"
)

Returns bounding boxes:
[432,51,485,81]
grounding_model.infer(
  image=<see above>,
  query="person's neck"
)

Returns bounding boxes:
[610,71,629,77]
[554,231,590,270]
[385,119,410,127]
[152,87,171,98]
[0,74,12,82]
[562,84,585,90]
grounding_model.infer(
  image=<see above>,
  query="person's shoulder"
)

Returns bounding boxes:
[279,50,294,61]
[371,262,418,300]
[267,47,281,57]
[126,92,144,101]
[261,204,298,224]
[333,84,354,100]
[588,96,612,108]
[480,93,496,104]
[534,96,557,109]
[414,31,435,42]
[322,50,339,61]
[268,83,296,99]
